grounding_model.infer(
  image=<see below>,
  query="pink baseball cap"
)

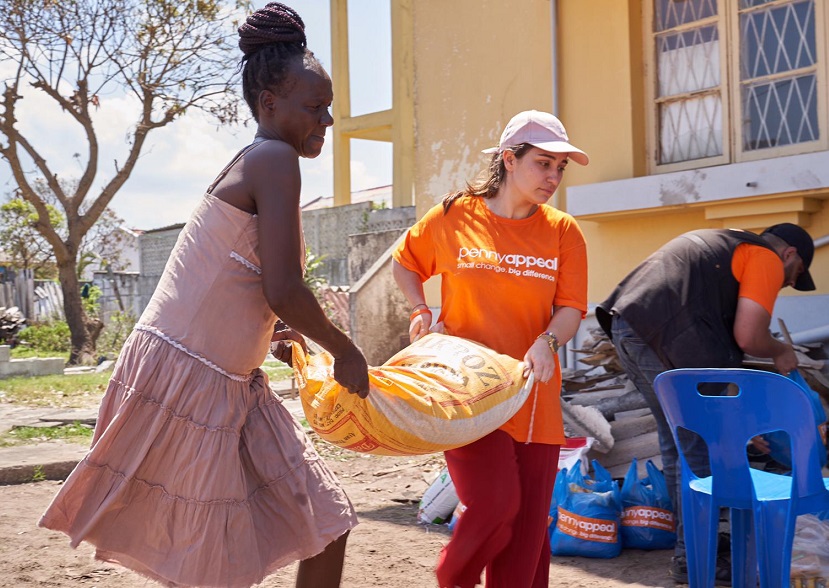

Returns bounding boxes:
[482,110,589,165]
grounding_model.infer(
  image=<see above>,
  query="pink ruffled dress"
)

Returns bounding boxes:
[39,145,358,587]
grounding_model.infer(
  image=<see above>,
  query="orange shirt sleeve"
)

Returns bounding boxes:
[552,214,588,315]
[392,204,441,282]
[731,243,783,315]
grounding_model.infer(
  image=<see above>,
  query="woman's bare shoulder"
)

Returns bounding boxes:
[244,139,299,168]
[242,140,301,186]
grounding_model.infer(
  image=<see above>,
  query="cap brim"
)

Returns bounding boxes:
[481,142,590,165]
[529,141,590,165]
[794,269,816,291]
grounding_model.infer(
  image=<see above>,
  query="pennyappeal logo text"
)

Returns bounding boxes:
[457,247,558,270]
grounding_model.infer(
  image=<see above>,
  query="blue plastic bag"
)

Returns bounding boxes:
[549,463,613,529]
[620,458,677,550]
[549,460,622,558]
[762,370,827,469]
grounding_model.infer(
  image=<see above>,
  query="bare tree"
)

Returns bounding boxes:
[0,0,247,364]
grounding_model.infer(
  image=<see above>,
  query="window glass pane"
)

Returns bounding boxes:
[659,95,722,164]
[655,0,717,32]
[659,95,723,163]
[743,74,818,150]
[656,25,720,96]
[740,0,816,79]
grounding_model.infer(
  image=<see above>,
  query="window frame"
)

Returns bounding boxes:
[644,0,829,174]
[729,0,829,163]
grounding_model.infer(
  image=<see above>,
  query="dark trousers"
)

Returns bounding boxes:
[610,314,713,558]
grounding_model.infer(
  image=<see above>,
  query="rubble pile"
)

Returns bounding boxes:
[0,307,26,346]
[560,327,829,480]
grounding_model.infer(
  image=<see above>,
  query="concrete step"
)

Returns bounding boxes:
[0,442,88,485]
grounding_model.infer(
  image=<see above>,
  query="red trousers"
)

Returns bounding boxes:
[435,430,561,588]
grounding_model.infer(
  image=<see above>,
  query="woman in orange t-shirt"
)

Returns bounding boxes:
[392,111,590,588]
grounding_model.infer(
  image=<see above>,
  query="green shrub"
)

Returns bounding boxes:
[81,284,103,320]
[97,311,137,358]
[17,321,71,353]
[16,309,136,360]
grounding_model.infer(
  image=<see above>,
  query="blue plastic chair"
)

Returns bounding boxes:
[653,368,829,588]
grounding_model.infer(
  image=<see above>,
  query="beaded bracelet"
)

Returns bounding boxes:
[409,307,432,323]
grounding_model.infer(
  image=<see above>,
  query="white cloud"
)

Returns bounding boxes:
[350,140,392,191]
[350,159,382,192]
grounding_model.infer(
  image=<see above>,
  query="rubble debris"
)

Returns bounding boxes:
[563,326,829,479]
[0,306,26,346]
[595,388,649,421]
[560,399,614,454]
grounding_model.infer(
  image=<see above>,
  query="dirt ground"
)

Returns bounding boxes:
[0,435,675,588]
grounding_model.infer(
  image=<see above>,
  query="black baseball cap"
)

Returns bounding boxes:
[762,223,815,291]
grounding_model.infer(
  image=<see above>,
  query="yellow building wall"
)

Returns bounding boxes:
[411,0,554,213]
[556,0,660,302]
[557,0,645,190]
[411,0,557,304]
[798,211,829,300]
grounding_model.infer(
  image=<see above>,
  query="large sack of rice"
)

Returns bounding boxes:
[292,332,532,456]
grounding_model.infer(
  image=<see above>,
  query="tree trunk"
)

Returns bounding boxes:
[58,260,97,365]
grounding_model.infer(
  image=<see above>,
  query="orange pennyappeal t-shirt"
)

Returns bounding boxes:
[393,196,588,445]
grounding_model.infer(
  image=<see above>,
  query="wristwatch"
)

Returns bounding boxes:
[537,331,560,353]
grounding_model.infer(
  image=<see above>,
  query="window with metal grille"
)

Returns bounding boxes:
[645,0,827,172]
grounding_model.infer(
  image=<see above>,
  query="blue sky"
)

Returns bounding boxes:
[0,0,393,230]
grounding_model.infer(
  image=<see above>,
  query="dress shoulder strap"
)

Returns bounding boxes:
[205,138,269,195]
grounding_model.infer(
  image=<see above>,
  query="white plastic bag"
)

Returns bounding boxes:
[791,514,829,579]
[418,467,459,524]
[558,437,595,475]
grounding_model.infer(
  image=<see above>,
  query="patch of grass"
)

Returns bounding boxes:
[260,360,294,382]
[0,422,94,447]
[32,465,46,482]
[10,347,69,361]
[0,372,111,408]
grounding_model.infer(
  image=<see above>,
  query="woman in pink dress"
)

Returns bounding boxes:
[39,4,369,587]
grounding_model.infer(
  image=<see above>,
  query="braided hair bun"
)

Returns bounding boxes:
[238,2,306,58]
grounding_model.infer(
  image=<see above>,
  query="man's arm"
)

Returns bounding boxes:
[733,297,798,374]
